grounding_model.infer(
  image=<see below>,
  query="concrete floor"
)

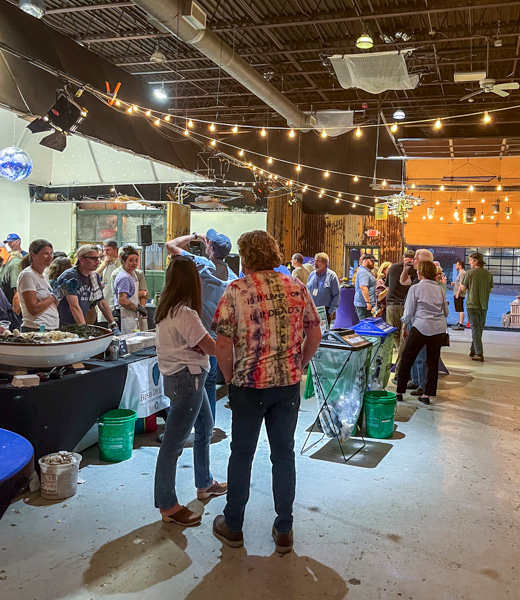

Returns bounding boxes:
[1,330,519,600]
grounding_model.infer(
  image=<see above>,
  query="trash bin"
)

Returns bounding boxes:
[98,409,137,462]
[352,317,397,390]
[310,329,372,442]
[363,390,397,439]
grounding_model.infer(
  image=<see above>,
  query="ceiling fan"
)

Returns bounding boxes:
[458,39,519,101]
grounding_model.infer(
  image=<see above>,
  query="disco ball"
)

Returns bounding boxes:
[0,146,33,182]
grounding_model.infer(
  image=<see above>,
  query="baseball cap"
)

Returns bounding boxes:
[469,252,485,263]
[403,249,415,259]
[74,244,99,266]
[4,233,21,243]
[206,229,232,259]
[103,238,118,249]
[360,253,376,262]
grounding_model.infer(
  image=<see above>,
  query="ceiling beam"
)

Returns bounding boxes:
[211,1,520,33]
[46,2,134,15]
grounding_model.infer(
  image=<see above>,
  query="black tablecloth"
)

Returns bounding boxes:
[0,349,156,464]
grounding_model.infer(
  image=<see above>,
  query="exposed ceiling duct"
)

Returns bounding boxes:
[132,0,311,129]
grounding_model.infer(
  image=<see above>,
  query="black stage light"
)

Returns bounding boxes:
[39,131,67,152]
[27,118,52,134]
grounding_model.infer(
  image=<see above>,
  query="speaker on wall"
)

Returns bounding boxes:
[137,224,152,246]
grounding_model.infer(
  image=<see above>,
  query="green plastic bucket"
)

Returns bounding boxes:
[98,409,137,462]
[363,391,397,439]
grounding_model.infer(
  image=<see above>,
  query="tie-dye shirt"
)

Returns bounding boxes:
[212,271,320,389]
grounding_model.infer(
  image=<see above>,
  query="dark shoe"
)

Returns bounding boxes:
[161,506,201,526]
[392,377,397,384]
[197,480,227,500]
[213,515,244,548]
[272,526,293,554]
[419,396,431,405]
[451,324,464,331]
[406,382,419,390]
[410,388,424,396]
[469,349,476,358]
[396,394,404,402]
[472,355,484,362]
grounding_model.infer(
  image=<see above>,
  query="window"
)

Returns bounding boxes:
[465,248,520,285]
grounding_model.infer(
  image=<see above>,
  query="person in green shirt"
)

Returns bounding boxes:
[459,252,493,362]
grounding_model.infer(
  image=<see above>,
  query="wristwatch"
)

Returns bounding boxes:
[192,232,198,240]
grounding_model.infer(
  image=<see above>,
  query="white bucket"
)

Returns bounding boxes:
[38,452,82,500]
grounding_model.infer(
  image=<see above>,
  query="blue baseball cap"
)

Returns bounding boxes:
[4,233,21,243]
[206,229,232,259]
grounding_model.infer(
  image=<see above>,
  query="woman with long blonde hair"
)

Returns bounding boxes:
[375,261,392,318]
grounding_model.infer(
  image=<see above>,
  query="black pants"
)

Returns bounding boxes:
[396,327,445,397]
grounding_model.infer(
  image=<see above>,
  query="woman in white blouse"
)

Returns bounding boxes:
[154,256,226,527]
[396,260,449,405]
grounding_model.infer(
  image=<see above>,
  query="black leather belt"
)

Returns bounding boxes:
[387,302,405,306]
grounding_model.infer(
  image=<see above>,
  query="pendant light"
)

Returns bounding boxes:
[356,33,374,49]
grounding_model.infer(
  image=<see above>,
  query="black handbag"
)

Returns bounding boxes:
[441,332,450,347]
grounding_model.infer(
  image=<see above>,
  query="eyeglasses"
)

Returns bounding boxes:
[82,255,100,261]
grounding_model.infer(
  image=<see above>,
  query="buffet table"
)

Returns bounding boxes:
[0,348,157,465]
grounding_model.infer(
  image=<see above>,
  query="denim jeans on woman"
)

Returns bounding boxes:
[223,382,300,534]
[154,367,214,510]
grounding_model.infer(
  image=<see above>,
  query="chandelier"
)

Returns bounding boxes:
[378,190,425,222]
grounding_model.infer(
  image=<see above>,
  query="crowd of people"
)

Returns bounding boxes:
[0,229,495,553]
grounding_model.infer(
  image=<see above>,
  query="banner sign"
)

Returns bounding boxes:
[119,357,170,417]
[316,305,329,332]
[374,203,388,221]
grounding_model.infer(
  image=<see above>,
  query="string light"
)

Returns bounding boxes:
[321,130,328,139]
[209,123,216,132]
[381,179,387,187]
[126,106,133,114]
[481,198,485,203]
[457,199,461,205]
[491,215,495,220]
[183,129,189,136]
[289,129,296,138]
[145,109,151,117]
[296,164,301,172]
[324,170,330,178]
[411,182,416,189]
[238,149,244,157]
[369,207,373,211]
[210,139,216,147]
[505,196,509,202]
[132,105,138,112]
[232,125,238,133]
[440,216,444,221]
[154,118,160,126]
[422,215,426,220]
[187,119,194,128]
[469,185,474,192]
[302,185,308,192]
[434,118,442,130]
[337,193,342,198]
[497,184,502,191]
[440,184,445,191]
[164,115,170,122]
[288,180,293,186]
[259,169,264,175]
[483,111,491,124]
[355,195,359,201]
[115,100,121,107]
[267,157,273,164]
[260,128,267,137]
[480,212,484,220]
[436,200,440,205]
[352,202,357,207]
[353,175,359,182]
[390,123,398,133]
[335,198,340,203]
[355,127,362,138]
[273,175,278,180]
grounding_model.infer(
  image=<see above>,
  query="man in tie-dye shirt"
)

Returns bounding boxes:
[212,230,322,554]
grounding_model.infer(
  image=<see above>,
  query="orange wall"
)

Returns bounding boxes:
[404,158,520,247]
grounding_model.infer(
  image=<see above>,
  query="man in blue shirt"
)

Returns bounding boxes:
[166,229,237,422]
[306,252,340,325]
[354,254,377,321]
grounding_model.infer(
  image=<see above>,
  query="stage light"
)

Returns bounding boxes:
[153,86,168,100]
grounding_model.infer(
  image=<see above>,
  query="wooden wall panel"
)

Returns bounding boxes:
[167,202,190,241]
[267,193,304,261]
[324,215,347,276]
[365,214,403,263]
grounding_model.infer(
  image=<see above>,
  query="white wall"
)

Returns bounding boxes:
[190,211,267,252]
[29,202,75,254]
[0,178,31,248]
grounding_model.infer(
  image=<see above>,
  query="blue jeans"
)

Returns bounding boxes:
[205,355,217,423]
[467,308,487,356]
[411,346,427,389]
[355,306,372,321]
[154,367,213,509]
[224,383,300,534]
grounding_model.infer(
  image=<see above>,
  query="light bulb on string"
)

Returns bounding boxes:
[259,169,264,175]
[480,212,484,220]
[491,215,495,220]
[296,164,301,172]
[390,123,398,133]
[145,110,151,117]
[289,129,296,139]
[238,149,244,157]
[337,193,342,199]
[132,105,138,112]
[268,174,273,179]
[436,200,440,205]
[355,127,362,138]
[335,198,340,204]
[440,184,445,191]
[267,157,273,164]
[483,111,491,124]
[210,139,216,147]
[324,170,330,178]
[369,207,373,212]
[381,179,387,187]
[440,216,444,221]
[127,106,133,114]
[497,184,502,191]
[434,118,442,130]
[355,195,359,201]
[232,125,238,133]
[209,123,216,132]
[411,182,416,189]
[481,198,485,203]
[288,180,293,186]
[320,130,328,139]
[115,100,121,107]
[422,216,426,220]
[187,119,193,128]
[353,175,359,182]
[260,128,267,137]
[352,203,357,207]
[164,114,170,122]
[273,175,278,180]
[457,199,461,205]
[183,129,189,136]
[469,185,474,192]
[154,119,160,126]
[302,185,308,192]
[505,196,509,202]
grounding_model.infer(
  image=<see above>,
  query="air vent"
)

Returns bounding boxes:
[182,1,207,30]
